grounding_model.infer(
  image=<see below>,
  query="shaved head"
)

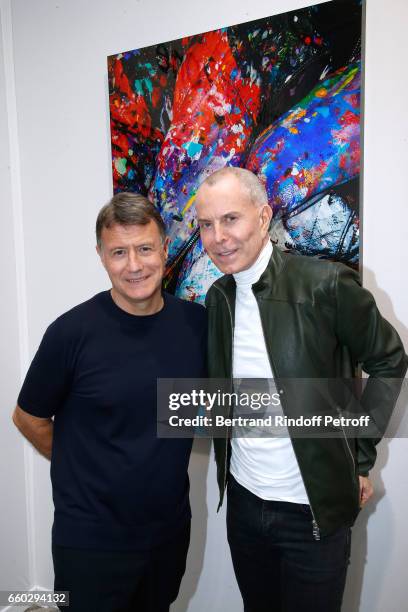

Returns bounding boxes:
[198,167,268,208]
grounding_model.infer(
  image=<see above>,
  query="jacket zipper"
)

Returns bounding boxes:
[336,407,356,471]
[213,284,235,498]
[255,295,321,541]
[336,407,358,500]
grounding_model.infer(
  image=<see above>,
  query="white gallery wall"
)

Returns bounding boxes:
[0,0,407,610]
[0,3,30,598]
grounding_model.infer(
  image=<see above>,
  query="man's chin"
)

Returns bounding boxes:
[212,253,241,274]
[121,280,156,301]
[214,260,241,275]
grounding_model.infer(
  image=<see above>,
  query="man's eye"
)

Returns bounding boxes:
[199,222,211,230]
[113,250,125,256]
[139,246,153,253]
[225,216,237,223]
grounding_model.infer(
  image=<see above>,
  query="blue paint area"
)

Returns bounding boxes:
[247,63,361,218]
[182,141,204,158]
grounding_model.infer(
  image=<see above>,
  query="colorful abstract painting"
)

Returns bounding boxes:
[108,0,362,303]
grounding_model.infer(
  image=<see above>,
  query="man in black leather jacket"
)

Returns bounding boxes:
[195,166,407,612]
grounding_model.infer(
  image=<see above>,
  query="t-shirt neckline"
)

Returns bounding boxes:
[101,290,167,323]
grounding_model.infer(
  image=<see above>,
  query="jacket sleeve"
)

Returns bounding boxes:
[334,264,408,476]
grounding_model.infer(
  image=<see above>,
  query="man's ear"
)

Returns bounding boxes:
[163,237,170,259]
[260,204,273,233]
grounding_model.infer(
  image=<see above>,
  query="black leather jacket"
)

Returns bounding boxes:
[206,246,407,537]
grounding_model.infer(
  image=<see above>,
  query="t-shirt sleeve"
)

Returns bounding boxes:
[17,318,72,418]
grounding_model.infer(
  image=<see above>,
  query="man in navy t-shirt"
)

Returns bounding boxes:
[12,192,207,612]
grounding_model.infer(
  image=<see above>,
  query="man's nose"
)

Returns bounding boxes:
[213,223,226,244]
[127,250,143,271]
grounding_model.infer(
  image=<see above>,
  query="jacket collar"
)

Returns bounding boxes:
[213,245,287,302]
[252,246,287,297]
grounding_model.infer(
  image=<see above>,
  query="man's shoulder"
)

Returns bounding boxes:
[164,292,207,323]
[277,248,360,288]
[47,292,107,338]
[279,248,339,275]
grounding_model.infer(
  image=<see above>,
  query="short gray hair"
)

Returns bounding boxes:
[200,167,268,207]
[96,192,166,247]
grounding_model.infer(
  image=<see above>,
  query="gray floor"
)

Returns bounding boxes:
[24,607,58,611]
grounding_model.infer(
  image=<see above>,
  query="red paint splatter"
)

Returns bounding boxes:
[152,86,161,108]
[153,29,261,180]
[113,58,134,99]
[339,110,359,127]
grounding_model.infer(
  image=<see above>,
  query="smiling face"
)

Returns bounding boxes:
[195,174,272,274]
[97,220,168,315]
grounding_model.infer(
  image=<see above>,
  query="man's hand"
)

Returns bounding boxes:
[359,475,374,507]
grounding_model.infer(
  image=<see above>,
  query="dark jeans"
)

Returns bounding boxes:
[227,475,351,612]
[52,520,190,612]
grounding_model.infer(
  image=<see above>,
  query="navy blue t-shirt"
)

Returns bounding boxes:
[18,291,207,550]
